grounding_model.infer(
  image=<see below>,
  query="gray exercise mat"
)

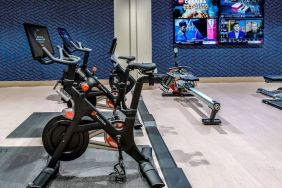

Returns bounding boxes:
[7,112,143,138]
[0,147,151,188]
[7,112,60,138]
[0,147,48,188]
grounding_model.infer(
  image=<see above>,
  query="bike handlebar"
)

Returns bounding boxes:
[41,46,81,65]
[70,41,92,52]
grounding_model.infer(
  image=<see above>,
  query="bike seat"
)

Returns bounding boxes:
[128,63,156,73]
[118,56,136,62]
[179,75,199,81]
[264,75,282,83]
[168,66,189,71]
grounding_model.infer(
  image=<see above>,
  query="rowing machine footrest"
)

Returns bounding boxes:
[202,118,221,125]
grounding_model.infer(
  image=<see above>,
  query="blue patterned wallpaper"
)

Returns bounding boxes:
[152,0,282,77]
[0,0,113,81]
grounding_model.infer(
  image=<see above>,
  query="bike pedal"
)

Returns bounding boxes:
[109,172,126,183]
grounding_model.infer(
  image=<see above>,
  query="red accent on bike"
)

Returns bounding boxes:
[81,83,89,92]
[106,99,115,108]
[104,122,125,148]
[64,111,74,120]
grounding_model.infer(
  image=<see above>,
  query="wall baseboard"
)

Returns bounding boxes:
[199,77,264,83]
[0,80,110,87]
[0,77,264,88]
[0,81,57,87]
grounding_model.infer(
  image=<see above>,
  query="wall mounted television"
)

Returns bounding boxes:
[220,0,264,18]
[174,18,218,44]
[173,0,264,45]
[219,18,264,44]
[218,0,264,45]
[173,0,219,45]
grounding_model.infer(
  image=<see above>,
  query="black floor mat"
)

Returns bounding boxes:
[0,146,151,188]
[7,112,60,138]
[7,112,143,138]
[138,99,192,188]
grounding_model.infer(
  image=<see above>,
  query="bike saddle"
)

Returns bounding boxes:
[128,63,156,74]
[179,75,199,81]
[168,66,189,71]
[118,56,136,63]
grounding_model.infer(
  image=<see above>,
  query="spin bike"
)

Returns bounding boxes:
[24,23,165,188]
[161,48,221,125]
[56,28,142,128]
[56,27,135,107]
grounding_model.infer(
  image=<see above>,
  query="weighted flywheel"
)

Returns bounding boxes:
[42,115,89,161]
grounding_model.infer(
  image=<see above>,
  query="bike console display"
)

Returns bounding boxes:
[24,23,54,60]
[57,27,73,48]
[109,38,117,55]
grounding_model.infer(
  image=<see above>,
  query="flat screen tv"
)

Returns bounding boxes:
[172,0,264,46]
[220,0,264,18]
[174,18,218,44]
[219,18,264,44]
[173,0,219,45]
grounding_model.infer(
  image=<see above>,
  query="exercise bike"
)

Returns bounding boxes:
[24,23,165,188]
[161,47,221,125]
[56,28,142,128]
[56,28,135,107]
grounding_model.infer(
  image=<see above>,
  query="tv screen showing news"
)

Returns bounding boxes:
[173,0,219,18]
[173,0,218,45]
[172,0,264,46]
[219,19,264,44]
[220,0,264,18]
[174,19,218,44]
